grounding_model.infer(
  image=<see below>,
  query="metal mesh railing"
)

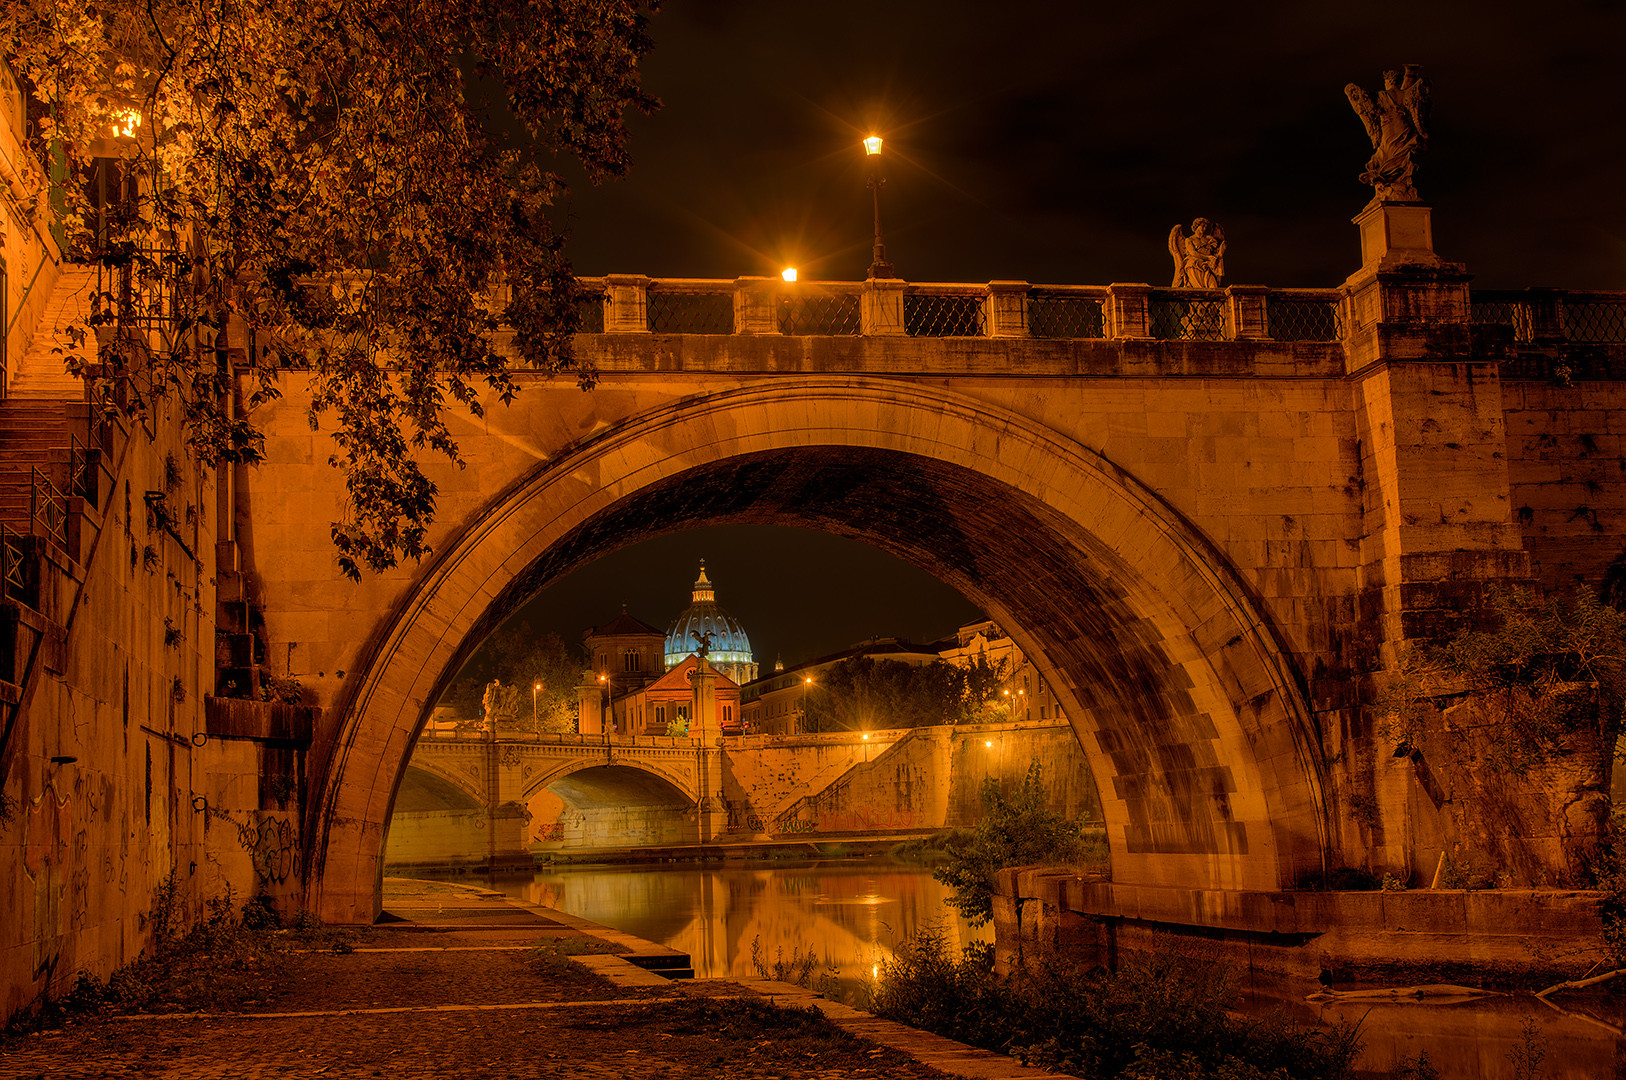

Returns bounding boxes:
[647,287,734,334]
[575,289,606,333]
[1149,293,1226,341]
[30,468,67,551]
[1566,299,1626,344]
[778,288,862,335]
[1469,293,1534,342]
[1029,291,1106,339]
[1267,292,1343,342]
[904,290,984,336]
[0,523,27,604]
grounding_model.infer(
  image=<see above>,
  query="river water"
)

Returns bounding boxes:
[462,858,1622,1078]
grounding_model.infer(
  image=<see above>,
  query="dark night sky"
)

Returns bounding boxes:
[488,0,1625,670]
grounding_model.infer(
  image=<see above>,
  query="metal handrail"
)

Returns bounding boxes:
[30,467,67,551]
[69,435,101,509]
[0,523,26,603]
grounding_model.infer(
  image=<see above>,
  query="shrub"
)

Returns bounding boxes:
[933,762,1088,925]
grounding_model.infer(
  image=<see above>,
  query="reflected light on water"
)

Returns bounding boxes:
[491,860,989,994]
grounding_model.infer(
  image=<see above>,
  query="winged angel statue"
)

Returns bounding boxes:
[1345,66,1431,203]
[1168,218,1225,289]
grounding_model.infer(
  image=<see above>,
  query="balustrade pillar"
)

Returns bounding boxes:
[861,277,906,336]
[1226,285,1269,340]
[985,281,1030,338]
[732,277,780,335]
[603,274,651,333]
[1105,283,1152,339]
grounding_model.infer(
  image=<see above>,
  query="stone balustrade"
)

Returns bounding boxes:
[576,276,1350,343]
[574,276,1626,348]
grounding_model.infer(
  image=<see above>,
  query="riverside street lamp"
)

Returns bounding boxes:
[863,135,893,279]
[532,681,541,728]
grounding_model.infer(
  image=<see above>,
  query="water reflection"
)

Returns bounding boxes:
[464,860,1623,1076]
[481,859,990,996]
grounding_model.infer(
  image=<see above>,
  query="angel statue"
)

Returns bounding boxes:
[1168,218,1226,289]
[691,630,714,659]
[1345,65,1431,203]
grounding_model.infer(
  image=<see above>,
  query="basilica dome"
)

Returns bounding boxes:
[665,561,758,685]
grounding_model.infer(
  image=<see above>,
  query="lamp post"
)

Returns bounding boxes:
[863,136,893,279]
[801,676,813,734]
[598,672,611,740]
[532,681,541,729]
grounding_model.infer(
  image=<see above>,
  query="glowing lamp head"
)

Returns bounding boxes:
[985,740,993,748]
[781,267,798,282]
[533,682,541,691]
[863,135,883,156]
[804,677,813,685]
[112,109,141,138]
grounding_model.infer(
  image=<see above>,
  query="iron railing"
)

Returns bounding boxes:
[0,523,27,604]
[1266,290,1343,342]
[1149,290,1227,341]
[69,436,101,510]
[1029,289,1107,339]
[1470,290,1626,345]
[778,284,862,335]
[30,468,67,551]
[904,286,985,337]
[646,283,734,334]
[575,287,606,333]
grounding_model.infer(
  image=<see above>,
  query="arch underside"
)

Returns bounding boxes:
[318,380,1327,920]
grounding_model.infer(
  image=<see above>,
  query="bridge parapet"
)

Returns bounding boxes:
[575,276,1348,345]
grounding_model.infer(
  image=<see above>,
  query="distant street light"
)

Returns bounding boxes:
[532,681,541,728]
[863,135,893,279]
[782,267,798,282]
[598,672,612,738]
[802,676,814,734]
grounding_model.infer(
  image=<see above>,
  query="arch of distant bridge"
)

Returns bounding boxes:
[309,377,1328,922]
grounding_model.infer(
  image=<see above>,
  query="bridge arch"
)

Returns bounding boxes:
[312,378,1327,920]
[521,755,699,804]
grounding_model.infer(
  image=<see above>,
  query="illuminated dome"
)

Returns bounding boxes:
[665,561,758,685]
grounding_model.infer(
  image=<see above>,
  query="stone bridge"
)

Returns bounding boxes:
[213,204,1626,922]
[8,197,1626,1015]
[387,720,1100,866]
[389,730,725,863]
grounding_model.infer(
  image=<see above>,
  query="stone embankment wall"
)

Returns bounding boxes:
[0,395,272,1022]
[721,721,1098,836]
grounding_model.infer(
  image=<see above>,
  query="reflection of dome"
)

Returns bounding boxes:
[665,561,758,685]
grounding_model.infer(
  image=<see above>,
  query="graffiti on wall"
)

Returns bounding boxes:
[228,812,298,888]
[22,783,72,981]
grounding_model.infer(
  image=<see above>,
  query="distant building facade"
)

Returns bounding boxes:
[939,619,1067,723]
[741,637,944,735]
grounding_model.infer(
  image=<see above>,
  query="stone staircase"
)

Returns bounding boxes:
[0,267,101,747]
[0,267,97,550]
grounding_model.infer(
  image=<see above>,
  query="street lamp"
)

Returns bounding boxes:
[863,135,893,279]
[598,672,612,739]
[532,681,541,728]
[802,676,814,734]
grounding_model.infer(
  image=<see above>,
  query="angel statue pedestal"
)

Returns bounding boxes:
[1354,200,1443,272]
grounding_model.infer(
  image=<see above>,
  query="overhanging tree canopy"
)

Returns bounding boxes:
[4,0,659,577]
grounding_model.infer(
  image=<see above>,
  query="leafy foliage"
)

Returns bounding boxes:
[1377,584,1626,770]
[933,762,1091,926]
[443,630,581,733]
[4,0,659,577]
[869,926,1362,1080]
[804,655,1013,732]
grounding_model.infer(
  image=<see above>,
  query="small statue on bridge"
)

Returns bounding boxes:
[691,630,714,659]
[1345,65,1431,203]
[481,679,522,730]
[1168,218,1226,289]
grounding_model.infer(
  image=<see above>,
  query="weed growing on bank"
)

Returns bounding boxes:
[749,935,841,997]
[9,881,364,1030]
[868,925,1362,1080]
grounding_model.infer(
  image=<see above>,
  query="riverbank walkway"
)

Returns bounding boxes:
[0,878,1074,1079]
